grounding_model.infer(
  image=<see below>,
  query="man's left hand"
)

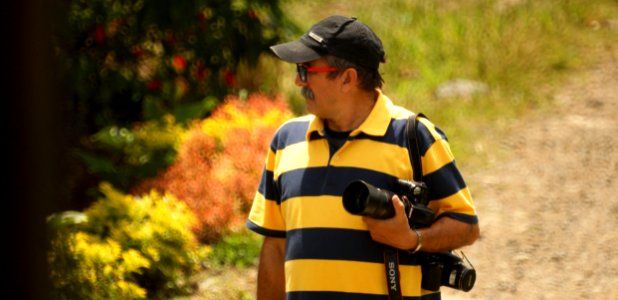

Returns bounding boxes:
[362,195,418,250]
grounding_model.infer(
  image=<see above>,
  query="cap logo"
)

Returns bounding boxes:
[308,31,324,44]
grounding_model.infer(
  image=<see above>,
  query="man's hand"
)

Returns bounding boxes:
[362,195,418,250]
[362,195,480,252]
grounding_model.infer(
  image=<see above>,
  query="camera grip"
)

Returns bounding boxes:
[407,205,435,228]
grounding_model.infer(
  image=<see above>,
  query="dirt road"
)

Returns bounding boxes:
[443,44,618,299]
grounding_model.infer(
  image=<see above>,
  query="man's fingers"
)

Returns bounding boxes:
[392,195,405,214]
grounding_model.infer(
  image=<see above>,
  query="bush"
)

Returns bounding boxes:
[76,115,185,192]
[202,94,293,215]
[48,230,150,300]
[208,229,263,268]
[133,93,293,243]
[57,0,299,210]
[48,183,208,299]
[57,0,297,130]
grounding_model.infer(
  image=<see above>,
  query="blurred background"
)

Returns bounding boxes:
[8,0,618,299]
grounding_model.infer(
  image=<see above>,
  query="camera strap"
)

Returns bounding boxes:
[384,247,403,300]
[383,113,426,300]
[406,113,426,182]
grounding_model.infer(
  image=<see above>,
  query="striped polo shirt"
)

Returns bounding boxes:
[247,91,478,300]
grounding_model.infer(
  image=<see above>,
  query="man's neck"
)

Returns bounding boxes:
[325,90,378,132]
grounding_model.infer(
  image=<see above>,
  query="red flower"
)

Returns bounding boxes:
[172,55,187,72]
[194,62,207,81]
[224,70,236,87]
[147,80,162,91]
[94,24,105,45]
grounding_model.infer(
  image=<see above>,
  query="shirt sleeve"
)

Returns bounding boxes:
[246,145,287,237]
[416,117,478,224]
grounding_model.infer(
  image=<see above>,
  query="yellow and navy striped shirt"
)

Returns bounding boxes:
[247,91,478,300]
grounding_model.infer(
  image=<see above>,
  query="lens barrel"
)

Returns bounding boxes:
[342,180,395,219]
[443,262,476,292]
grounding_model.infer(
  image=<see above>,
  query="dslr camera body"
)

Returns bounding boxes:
[342,179,476,292]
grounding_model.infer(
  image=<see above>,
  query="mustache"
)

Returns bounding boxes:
[301,87,315,100]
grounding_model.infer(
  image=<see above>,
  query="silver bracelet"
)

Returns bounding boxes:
[409,228,423,254]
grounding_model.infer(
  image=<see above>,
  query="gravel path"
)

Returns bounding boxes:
[444,43,618,299]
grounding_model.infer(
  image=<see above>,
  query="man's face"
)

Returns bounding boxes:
[295,58,339,117]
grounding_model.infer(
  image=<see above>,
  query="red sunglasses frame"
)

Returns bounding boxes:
[296,64,337,82]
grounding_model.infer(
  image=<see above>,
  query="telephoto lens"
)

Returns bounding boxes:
[342,180,396,219]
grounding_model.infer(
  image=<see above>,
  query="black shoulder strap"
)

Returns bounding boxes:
[384,113,428,300]
[406,113,426,182]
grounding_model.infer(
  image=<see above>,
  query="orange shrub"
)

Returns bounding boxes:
[133,94,292,242]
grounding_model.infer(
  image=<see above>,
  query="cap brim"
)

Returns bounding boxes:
[270,40,322,63]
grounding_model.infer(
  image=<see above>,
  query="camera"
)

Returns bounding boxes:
[341,179,476,292]
[421,251,476,292]
[342,179,435,228]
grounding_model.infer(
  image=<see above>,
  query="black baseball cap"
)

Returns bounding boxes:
[270,15,385,70]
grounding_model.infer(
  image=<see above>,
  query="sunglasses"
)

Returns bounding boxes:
[296,64,337,82]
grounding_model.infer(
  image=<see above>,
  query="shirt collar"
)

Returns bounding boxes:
[306,89,394,140]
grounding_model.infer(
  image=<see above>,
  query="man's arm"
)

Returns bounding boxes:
[363,195,479,252]
[257,237,286,300]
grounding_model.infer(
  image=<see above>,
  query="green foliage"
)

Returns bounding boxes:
[58,0,297,130]
[76,115,185,191]
[48,183,209,299]
[208,229,263,268]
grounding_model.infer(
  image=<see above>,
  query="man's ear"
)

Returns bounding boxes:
[340,68,358,92]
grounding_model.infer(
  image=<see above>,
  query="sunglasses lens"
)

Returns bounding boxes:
[297,65,307,82]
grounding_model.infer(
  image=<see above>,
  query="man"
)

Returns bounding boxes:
[247,15,479,300]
